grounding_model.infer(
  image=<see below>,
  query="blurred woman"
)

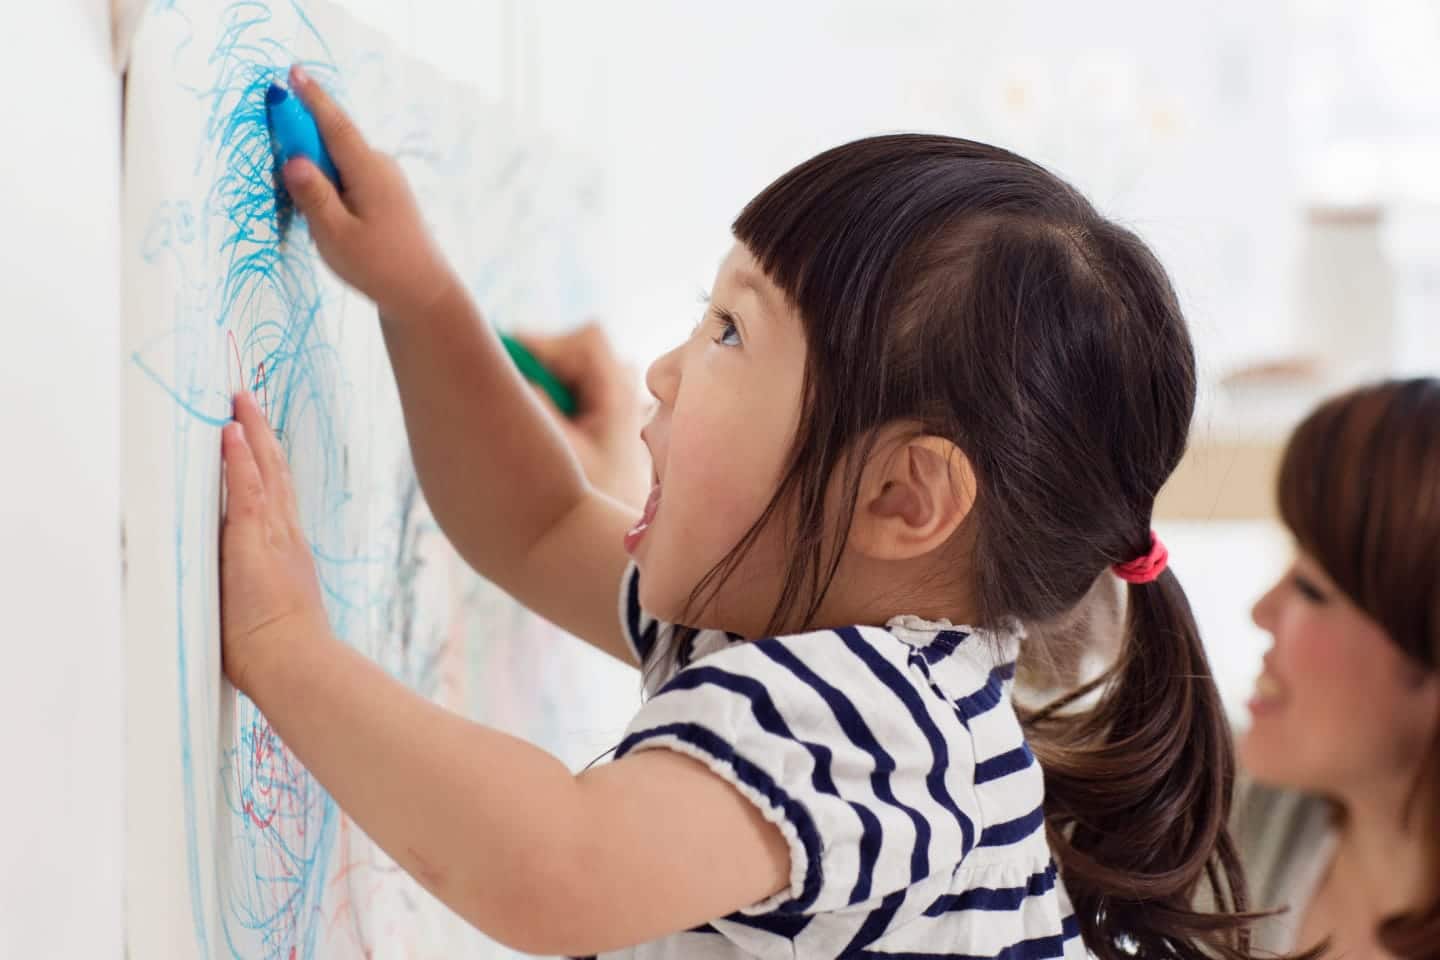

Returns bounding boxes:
[1237,378,1440,957]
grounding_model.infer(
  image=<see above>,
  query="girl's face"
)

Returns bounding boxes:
[1241,550,1440,798]
[628,242,807,636]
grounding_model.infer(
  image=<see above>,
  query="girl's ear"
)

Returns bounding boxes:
[850,431,975,561]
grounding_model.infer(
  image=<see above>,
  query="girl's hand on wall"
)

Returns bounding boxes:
[219,391,333,696]
[282,64,459,319]
[516,323,653,510]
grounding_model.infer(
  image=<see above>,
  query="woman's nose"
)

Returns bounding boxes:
[1251,582,1279,632]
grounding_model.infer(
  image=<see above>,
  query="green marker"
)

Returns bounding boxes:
[500,333,577,417]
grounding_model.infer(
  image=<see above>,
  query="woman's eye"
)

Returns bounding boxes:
[1292,574,1327,604]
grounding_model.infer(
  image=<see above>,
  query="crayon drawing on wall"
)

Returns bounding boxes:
[122,2,634,956]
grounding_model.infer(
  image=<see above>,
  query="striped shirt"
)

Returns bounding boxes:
[586,564,1086,960]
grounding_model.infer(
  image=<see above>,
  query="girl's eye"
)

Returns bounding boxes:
[712,309,742,348]
[1292,573,1327,604]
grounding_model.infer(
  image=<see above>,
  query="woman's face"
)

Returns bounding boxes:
[1241,550,1440,798]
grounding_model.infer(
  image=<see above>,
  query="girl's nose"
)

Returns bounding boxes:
[645,341,683,407]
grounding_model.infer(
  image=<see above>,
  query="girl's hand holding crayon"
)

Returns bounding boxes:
[512,324,653,509]
[280,64,459,320]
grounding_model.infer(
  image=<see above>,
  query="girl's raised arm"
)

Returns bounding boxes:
[279,65,637,665]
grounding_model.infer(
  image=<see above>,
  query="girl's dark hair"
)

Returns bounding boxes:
[1277,378,1440,958]
[680,134,1255,958]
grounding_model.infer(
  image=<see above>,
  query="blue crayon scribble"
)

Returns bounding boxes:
[130,2,608,957]
[133,2,348,957]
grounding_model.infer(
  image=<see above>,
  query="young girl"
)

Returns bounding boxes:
[219,64,1254,959]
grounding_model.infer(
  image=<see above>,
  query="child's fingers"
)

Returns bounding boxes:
[231,393,300,527]
[513,324,625,417]
[283,157,353,245]
[530,382,583,438]
[288,64,370,180]
[221,423,267,530]
[514,324,610,386]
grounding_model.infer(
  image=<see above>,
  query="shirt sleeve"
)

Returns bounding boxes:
[613,625,981,916]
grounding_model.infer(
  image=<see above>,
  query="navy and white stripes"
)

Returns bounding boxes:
[600,566,1086,960]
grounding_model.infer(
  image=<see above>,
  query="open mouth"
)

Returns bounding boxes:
[1247,671,1285,715]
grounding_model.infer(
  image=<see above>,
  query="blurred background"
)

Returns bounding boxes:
[332,0,1440,720]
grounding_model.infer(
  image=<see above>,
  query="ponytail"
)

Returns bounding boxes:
[1021,569,1260,959]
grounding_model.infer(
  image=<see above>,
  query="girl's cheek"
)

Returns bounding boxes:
[663,441,762,559]
[675,400,778,502]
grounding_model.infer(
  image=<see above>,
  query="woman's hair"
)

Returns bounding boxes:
[669,134,1256,958]
[1277,377,1440,956]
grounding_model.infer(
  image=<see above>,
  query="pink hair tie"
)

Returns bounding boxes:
[1113,531,1169,584]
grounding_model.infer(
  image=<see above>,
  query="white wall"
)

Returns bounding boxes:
[544,2,1298,377]
[320,1,1303,374]
[0,1,124,956]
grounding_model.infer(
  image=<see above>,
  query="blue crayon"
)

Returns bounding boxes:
[265,81,341,188]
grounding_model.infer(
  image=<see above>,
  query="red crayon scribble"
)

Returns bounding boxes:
[255,359,270,416]
[254,721,274,769]
[243,724,280,830]
[242,797,275,831]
